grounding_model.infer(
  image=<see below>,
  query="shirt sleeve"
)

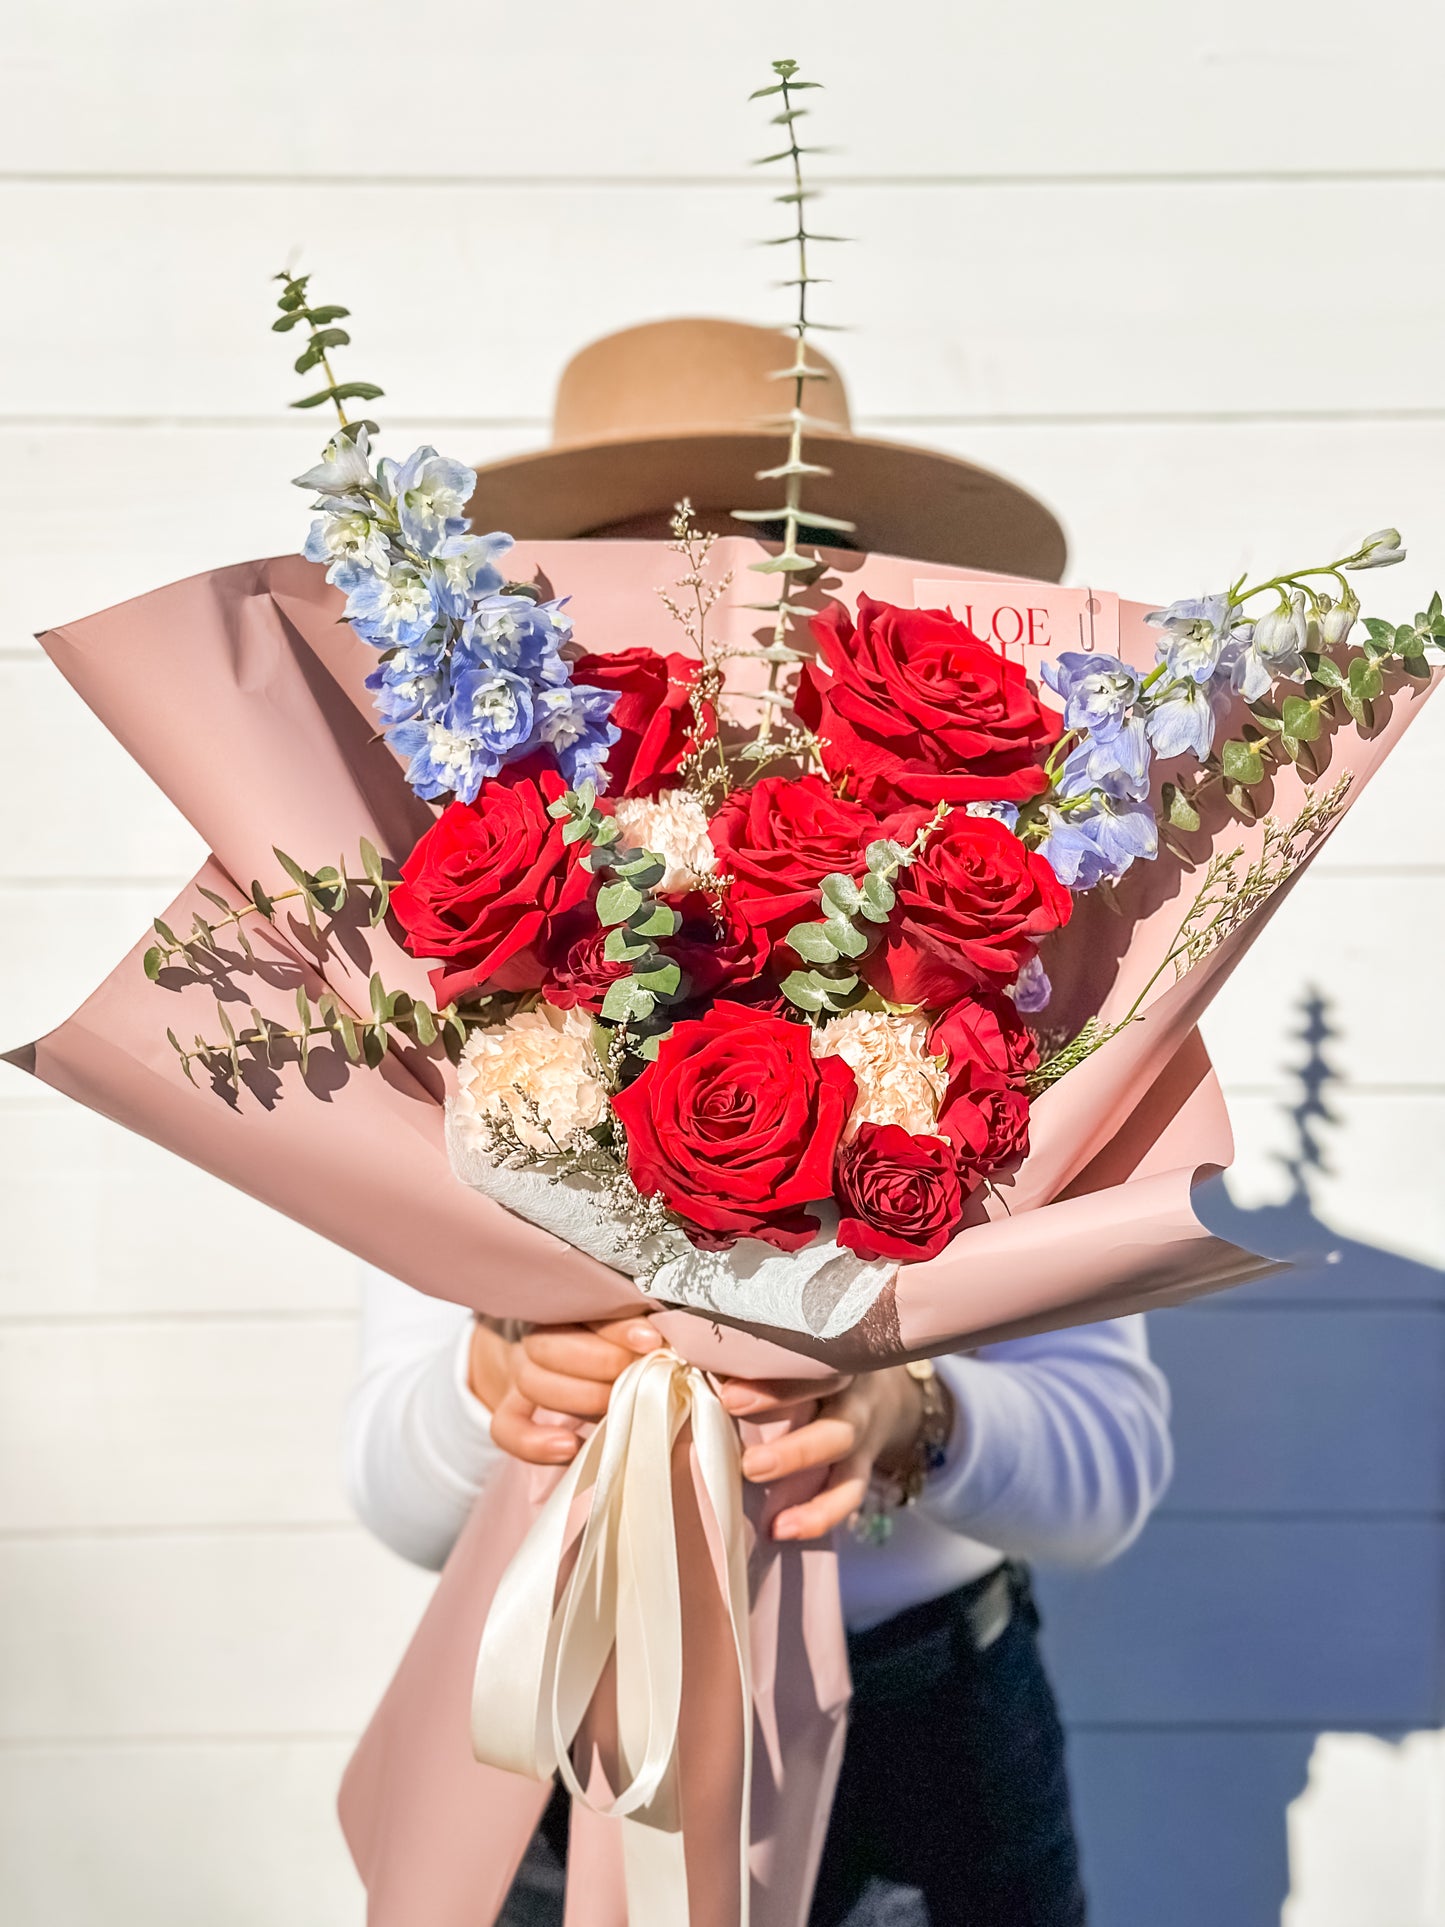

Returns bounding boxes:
[918,1314,1173,1568]
[342,1263,507,1572]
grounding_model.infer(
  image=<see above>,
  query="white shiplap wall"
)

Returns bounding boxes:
[2,5,1443,1922]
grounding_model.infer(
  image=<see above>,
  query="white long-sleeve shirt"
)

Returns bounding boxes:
[344,1265,1172,1632]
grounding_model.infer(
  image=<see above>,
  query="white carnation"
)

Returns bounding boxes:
[611,792,717,895]
[452,1002,608,1155]
[813,1008,949,1139]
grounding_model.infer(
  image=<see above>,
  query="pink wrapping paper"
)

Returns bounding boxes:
[7,539,1440,1922]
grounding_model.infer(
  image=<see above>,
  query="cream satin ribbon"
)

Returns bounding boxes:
[471,1346,754,1927]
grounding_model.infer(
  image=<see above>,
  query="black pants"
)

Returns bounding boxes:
[501,1563,1086,1927]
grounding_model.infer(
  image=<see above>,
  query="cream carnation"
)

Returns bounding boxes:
[812,1009,949,1139]
[611,792,717,895]
[453,1002,608,1154]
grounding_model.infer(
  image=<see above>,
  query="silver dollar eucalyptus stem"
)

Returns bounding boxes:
[735,58,854,745]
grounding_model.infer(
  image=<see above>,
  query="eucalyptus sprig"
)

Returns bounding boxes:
[166,970,467,1095]
[143,839,397,980]
[732,58,852,747]
[780,804,949,1016]
[272,269,384,439]
[546,783,689,1053]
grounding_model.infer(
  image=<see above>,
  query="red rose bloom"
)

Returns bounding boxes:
[707,775,883,946]
[929,990,1040,1086]
[572,647,700,797]
[611,1001,855,1251]
[542,918,629,1014]
[795,596,1062,809]
[835,1123,966,1263]
[938,1074,1031,1180]
[389,771,592,1004]
[863,812,1072,1006]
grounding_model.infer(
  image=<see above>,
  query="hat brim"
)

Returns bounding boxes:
[468,427,1067,582]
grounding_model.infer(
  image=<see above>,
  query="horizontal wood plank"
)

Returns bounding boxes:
[5,2,1444,181]
[3,181,1445,426]
[0,1528,433,1740]
[1152,1306,1445,1513]
[1038,1518,1445,1726]
[0,1318,359,1530]
[0,1740,362,1926]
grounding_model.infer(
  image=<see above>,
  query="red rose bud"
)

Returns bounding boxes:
[863,812,1072,1007]
[937,1072,1031,1181]
[542,917,631,1014]
[929,989,1040,1085]
[572,647,701,797]
[389,770,592,1005]
[663,889,769,1002]
[706,775,883,946]
[611,1001,855,1252]
[835,1122,966,1263]
[795,596,1062,810]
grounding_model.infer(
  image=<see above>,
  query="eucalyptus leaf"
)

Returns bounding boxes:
[630,901,681,939]
[822,914,869,959]
[1280,695,1321,742]
[1163,782,1201,834]
[785,921,841,965]
[143,947,163,982]
[603,926,653,963]
[858,872,895,921]
[597,879,644,925]
[1221,738,1265,786]
[819,874,862,918]
[635,959,682,998]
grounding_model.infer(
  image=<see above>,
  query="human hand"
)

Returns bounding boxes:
[719,1366,942,1541]
[468,1315,662,1466]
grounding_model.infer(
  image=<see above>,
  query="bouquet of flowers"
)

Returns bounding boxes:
[10,58,1445,1927]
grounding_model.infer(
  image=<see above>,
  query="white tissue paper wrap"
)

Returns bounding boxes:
[444,1101,896,1341]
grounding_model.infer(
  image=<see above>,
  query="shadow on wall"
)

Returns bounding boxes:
[846,992,1445,1927]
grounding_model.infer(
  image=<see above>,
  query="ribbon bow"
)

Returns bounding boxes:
[471,1346,754,1926]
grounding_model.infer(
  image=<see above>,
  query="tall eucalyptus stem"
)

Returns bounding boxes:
[733,59,853,744]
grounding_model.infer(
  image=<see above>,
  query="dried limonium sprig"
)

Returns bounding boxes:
[658,499,736,806]
[731,58,853,750]
[470,1100,689,1286]
[1026,776,1354,1095]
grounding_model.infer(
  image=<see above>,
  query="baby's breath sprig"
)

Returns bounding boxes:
[546,784,689,1054]
[732,59,853,749]
[780,804,949,1017]
[272,269,384,440]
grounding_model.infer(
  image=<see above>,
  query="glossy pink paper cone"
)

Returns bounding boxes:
[6,541,1440,1924]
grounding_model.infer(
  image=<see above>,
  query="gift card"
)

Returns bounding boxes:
[913,577,1121,667]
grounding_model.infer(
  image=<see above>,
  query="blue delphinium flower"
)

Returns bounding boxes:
[1035,790,1158,891]
[1143,676,1233,761]
[531,683,621,790]
[386,447,477,557]
[443,665,537,764]
[364,642,446,726]
[1010,953,1052,1014]
[460,594,573,683]
[1040,652,1140,736]
[1057,715,1151,803]
[965,799,1021,829]
[1145,593,1237,684]
[1227,593,1310,702]
[343,564,441,649]
[292,428,376,500]
[386,719,494,804]
[303,507,391,583]
[432,532,514,619]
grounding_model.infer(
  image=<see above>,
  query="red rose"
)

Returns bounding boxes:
[611,1001,855,1251]
[795,597,1062,809]
[389,771,592,1004]
[542,917,629,1014]
[573,647,700,797]
[929,990,1040,1086]
[707,775,883,946]
[835,1123,966,1263]
[937,1074,1031,1181]
[665,889,769,1002]
[863,812,1072,1006]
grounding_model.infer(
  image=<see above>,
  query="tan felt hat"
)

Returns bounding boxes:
[469,318,1067,582]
